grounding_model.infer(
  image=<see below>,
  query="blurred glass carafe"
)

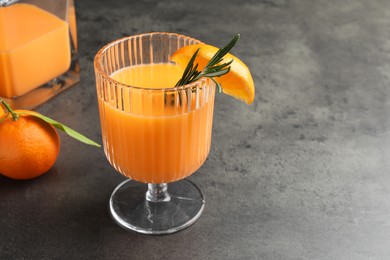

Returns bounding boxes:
[0,0,79,109]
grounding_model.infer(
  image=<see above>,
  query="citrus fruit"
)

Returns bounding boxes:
[0,110,60,180]
[171,43,255,104]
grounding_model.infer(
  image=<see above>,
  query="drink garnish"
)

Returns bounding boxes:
[171,34,255,104]
[174,34,240,92]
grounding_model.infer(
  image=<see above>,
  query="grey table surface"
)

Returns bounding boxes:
[1,0,390,259]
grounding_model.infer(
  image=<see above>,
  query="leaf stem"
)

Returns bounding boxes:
[0,98,19,121]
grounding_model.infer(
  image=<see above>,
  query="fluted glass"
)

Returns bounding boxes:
[94,32,215,234]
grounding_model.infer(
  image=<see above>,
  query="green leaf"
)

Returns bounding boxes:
[19,111,101,147]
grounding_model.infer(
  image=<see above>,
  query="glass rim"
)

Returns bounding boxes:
[94,32,210,92]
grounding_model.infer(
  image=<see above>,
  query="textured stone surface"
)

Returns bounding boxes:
[1,0,390,259]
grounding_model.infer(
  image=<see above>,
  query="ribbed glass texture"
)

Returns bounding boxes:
[94,32,215,183]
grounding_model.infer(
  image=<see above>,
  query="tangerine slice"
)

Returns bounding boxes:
[171,43,255,104]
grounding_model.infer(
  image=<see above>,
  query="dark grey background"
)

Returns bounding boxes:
[1,0,390,259]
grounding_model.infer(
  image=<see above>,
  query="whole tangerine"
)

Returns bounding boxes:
[0,110,60,180]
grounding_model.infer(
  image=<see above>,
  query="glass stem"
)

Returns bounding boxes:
[146,183,171,202]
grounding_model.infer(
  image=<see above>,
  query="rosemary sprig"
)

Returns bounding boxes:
[175,34,240,92]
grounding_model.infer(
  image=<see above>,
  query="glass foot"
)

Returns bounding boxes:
[109,179,205,235]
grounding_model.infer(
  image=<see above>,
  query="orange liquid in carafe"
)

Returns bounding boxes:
[0,3,71,98]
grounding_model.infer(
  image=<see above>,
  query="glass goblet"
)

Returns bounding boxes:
[94,32,215,234]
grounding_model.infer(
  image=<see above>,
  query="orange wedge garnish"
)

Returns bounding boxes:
[171,44,255,104]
